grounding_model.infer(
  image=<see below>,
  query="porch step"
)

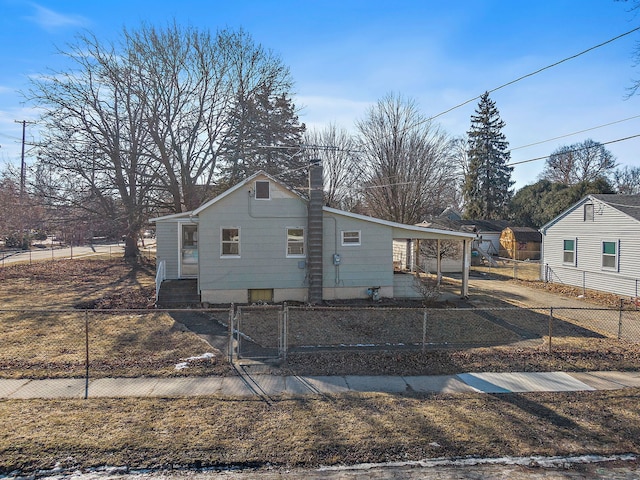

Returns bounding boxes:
[157,279,200,308]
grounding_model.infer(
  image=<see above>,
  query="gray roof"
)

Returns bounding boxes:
[591,194,640,222]
[506,226,542,243]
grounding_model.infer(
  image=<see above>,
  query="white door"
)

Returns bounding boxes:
[180,224,198,277]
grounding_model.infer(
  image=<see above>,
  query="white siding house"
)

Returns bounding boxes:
[151,170,476,304]
[540,194,640,298]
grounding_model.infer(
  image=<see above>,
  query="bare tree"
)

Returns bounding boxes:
[613,165,640,194]
[29,32,156,257]
[27,24,296,257]
[540,139,617,186]
[303,124,361,209]
[356,93,458,225]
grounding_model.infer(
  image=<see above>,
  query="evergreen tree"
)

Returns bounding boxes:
[463,92,514,219]
[219,87,306,188]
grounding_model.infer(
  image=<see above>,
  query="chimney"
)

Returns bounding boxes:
[307,159,323,304]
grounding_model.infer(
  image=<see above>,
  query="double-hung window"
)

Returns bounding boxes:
[221,227,240,256]
[286,227,305,257]
[602,241,617,270]
[563,239,575,265]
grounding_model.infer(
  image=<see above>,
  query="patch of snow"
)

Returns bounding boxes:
[317,453,637,472]
[174,352,214,370]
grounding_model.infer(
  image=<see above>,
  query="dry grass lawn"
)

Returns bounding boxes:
[0,259,233,378]
[1,390,639,473]
[1,259,640,474]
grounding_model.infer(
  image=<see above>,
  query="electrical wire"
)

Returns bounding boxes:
[508,133,640,166]
[508,115,640,152]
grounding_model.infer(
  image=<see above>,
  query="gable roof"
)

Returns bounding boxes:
[540,194,640,233]
[149,170,305,222]
[505,226,542,243]
[193,170,306,215]
[590,194,640,222]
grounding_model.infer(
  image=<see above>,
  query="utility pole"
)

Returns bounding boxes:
[14,120,34,196]
[14,120,35,249]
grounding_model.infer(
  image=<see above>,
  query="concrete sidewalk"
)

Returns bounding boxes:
[2,371,640,399]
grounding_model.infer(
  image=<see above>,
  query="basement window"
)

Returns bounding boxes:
[255,180,270,200]
[286,227,305,257]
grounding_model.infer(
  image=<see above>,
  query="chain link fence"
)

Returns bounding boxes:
[471,259,541,281]
[2,303,640,389]
[232,302,640,361]
[0,308,230,397]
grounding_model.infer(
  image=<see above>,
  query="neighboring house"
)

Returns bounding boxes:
[151,166,476,304]
[540,194,640,298]
[499,227,542,261]
[419,217,509,268]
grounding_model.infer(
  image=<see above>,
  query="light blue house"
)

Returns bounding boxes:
[151,166,475,305]
[540,194,640,298]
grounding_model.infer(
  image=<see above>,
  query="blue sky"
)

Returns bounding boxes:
[0,0,638,190]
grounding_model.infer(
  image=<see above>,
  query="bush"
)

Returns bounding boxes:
[4,233,31,250]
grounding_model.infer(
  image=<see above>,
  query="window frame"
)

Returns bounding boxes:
[601,240,618,271]
[220,227,241,258]
[562,238,576,266]
[255,180,271,200]
[341,230,361,246]
[584,203,594,222]
[286,226,305,258]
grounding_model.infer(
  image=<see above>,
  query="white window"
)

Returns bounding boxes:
[221,227,240,257]
[563,239,575,265]
[286,227,305,257]
[255,180,270,200]
[341,230,361,246]
[602,240,617,270]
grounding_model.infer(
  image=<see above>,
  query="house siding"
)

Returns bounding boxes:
[322,213,393,299]
[198,177,308,303]
[543,197,640,297]
[155,221,180,279]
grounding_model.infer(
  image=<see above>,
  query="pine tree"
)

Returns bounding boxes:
[463,92,514,219]
[219,87,306,188]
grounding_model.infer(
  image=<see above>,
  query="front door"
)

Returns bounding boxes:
[180,224,198,277]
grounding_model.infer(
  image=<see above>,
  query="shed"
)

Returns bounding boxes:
[499,227,542,261]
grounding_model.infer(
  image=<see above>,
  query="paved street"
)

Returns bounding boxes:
[0,241,156,265]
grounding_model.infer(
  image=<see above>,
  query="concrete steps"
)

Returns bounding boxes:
[157,279,200,307]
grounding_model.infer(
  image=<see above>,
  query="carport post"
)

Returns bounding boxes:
[461,238,470,298]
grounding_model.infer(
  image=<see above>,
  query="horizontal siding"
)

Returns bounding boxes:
[543,198,640,297]
[323,214,393,288]
[155,222,179,279]
[198,179,309,291]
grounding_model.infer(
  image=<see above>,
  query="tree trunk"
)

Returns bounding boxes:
[124,233,139,258]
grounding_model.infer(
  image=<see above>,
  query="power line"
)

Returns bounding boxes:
[508,133,640,166]
[509,115,640,152]
[426,26,640,123]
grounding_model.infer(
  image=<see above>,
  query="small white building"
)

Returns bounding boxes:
[540,194,640,298]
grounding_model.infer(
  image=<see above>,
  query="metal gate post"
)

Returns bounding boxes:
[618,298,624,340]
[548,307,553,353]
[422,308,427,352]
